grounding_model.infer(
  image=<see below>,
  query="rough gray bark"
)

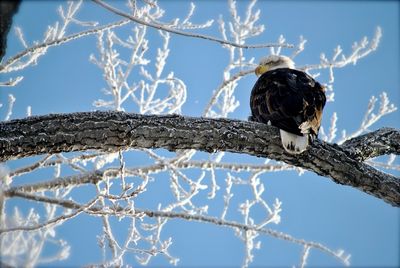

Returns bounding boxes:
[341,129,400,161]
[0,111,399,206]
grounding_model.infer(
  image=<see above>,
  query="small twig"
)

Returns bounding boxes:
[0,197,98,234]
[0,76,23,87]
[4,94,16,121]
[203,69,254,116]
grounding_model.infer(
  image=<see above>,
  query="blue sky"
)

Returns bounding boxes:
[1,1,399,267]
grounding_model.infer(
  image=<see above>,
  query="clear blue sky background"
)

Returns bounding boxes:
[1,1,399,267]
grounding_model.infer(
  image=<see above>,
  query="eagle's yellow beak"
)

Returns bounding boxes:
[255,65,269,77]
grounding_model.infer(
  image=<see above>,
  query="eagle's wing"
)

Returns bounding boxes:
[250,68,326,137]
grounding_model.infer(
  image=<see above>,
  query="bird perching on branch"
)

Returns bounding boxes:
[249,55,326,154]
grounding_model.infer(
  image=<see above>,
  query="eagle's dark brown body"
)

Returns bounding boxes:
[250,68,326,152]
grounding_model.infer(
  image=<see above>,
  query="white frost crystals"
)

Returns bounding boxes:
[90,24,188,114]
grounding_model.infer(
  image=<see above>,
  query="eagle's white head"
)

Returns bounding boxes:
[255,55,295,77]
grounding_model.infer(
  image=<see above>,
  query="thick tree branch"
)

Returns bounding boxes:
[341,128,400,161]
[0,111,399,206]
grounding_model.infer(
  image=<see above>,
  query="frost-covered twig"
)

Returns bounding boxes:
[299,246,311,268]
[319,112,338,143]
[6,160,293,195]
[0,19,130,73]
[133,209,351,266]
[91,19,186,114]
[0,76,23,87]
[204,0,264,118]
[3,94,16,121]
[8,153,105,178]
[339,92,397,143]
[0,197,98,234]
[2,191,350,266]
[0,195,71,267]
[95,183,120,264]
[299,27,381,72]
[291,35,307,59]
[92,0,292,50]
[203,69,254,116]
[294,27,382,102]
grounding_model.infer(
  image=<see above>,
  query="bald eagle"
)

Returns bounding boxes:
[249,55,326,154]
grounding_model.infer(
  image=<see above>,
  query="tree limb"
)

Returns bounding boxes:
[341,127,400,161]
[92,0,293,49]
[0,191,350,265]
[0,19,130,73]
[0,111,399,206]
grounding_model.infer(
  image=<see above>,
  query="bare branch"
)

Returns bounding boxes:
[299,27,382,72]
[1,192,350,266]
[203,69,254,116]
[0,76,23,87]
[1,111,398,206]
[92,0,293,49]
[0,197,98,234]
[0,20,130,73]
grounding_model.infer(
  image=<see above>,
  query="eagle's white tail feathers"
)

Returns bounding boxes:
[279,129,309,154]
